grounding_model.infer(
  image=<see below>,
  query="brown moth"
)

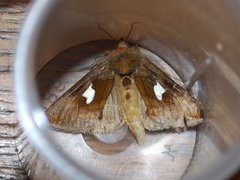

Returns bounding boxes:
[47,40,203,144]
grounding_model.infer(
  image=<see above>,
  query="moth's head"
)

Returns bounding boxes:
[117,39,128,49]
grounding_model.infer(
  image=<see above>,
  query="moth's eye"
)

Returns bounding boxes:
[82,83,95,104]
[153,82,165,101]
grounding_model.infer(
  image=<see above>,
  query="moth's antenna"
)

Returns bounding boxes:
[125,22,140,41]
[97,23,116,40]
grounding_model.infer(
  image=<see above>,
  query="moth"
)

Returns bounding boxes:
[47,26,203,144]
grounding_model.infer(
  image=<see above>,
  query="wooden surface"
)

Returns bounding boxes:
[0,1,29,179]
[0,1,239,179]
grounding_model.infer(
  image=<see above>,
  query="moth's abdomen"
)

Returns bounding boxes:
[115,75,146,144]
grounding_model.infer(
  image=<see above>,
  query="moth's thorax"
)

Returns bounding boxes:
[109,44,141,75]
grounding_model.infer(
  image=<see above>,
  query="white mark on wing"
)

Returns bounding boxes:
[153,82,165,101]
[82,83,95,104]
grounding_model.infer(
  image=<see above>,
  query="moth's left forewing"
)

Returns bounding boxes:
[134,57,203,131]
[47,56,126,134]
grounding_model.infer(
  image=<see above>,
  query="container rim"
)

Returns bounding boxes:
[14,0,100,179]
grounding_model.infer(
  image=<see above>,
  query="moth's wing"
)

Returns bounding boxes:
[47,62,124,134]
[134,58,203,131]
[91,80,125,134]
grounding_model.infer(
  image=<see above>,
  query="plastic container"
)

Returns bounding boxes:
[15,0,240,179]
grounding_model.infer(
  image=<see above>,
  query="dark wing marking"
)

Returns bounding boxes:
[47,61,124,134]
[134,58,203,131]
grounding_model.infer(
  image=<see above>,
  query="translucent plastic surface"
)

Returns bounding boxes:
[15,0,240,179]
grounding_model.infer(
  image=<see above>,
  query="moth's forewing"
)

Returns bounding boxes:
[134,58,203,130]
[47,63,124,134]
[47,43,203,144]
